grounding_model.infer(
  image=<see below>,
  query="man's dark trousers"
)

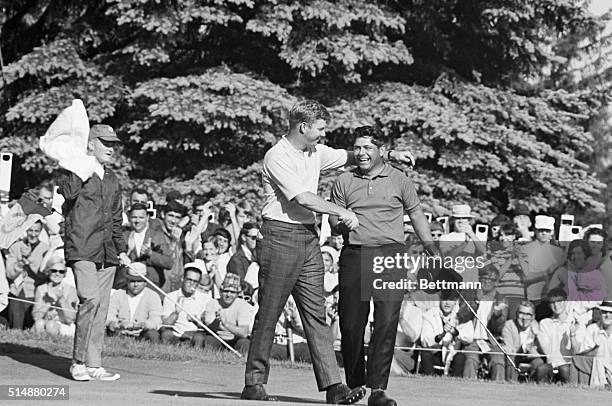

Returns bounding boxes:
[245,220,341,391]
[339,243,405,390]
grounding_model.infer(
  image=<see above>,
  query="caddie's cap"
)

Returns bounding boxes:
[89,124,121,142]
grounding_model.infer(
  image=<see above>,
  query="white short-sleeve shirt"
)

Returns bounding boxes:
[262,137,347,224]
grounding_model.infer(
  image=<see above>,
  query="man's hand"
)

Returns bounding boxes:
[108,321,120,332]
[443,323,458,336]
[224,202,237,218]
[19,245,32,258]
[388,150,415,167]
[118,252,131,265]
[171,226,183,240]
[338,208,359,230]
[140,238,152,258]
[456,222,474,237]
[569,320,579,336]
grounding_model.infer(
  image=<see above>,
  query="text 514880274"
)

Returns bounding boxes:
[0,385,69,400]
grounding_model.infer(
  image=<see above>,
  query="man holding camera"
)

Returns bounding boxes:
[58,124,130,382]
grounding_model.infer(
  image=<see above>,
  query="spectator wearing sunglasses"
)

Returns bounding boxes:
[227,223,259,284]
[32,255,78,336]
[160,262,212,347]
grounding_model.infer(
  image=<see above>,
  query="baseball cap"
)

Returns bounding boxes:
[89,124,121,142]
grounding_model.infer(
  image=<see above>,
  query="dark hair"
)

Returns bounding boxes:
[288,100,330,129]
[130,187,149,200]
[330,228,343,237]
[567,239,592,260]
[183,267,202,278]
[584,227,606,242]
[499,222,518,237]
[239,222,259,246]
[129,202,149,214]
[165,189,182,202]
[491,214,511,227]
[440,290,459,301]
[163,200,187,216]
[546,287,568,300]
[192,196,209,210]
[213,228,232,244]
[352,126,393,148]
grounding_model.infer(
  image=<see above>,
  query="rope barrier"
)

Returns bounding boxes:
[8,295,609,361]
[124,263,243,358]
[8,296,77,313]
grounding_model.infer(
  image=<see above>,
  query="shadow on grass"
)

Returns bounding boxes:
[151,389,324,404]
[0,342,72,379]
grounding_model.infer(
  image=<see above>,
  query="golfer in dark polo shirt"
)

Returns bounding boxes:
[330,126,437,406]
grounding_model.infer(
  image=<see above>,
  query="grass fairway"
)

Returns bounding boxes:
[1,327,610,406]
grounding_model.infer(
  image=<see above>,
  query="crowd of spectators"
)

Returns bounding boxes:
[1,184,611,388]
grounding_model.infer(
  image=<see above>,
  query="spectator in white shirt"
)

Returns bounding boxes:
[32,256,78,336]
[160,262,212,347]
[106,263,162,342]
[203,273,254,354]
[571,300,612,387]
[535,287,578,383]
[501,301,544,381]
[420,290,474,376]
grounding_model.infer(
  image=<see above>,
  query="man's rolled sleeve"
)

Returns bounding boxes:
[318,145,348,171]
[400,175,420,213]
[329,178,347,209]
[265,155,309,201]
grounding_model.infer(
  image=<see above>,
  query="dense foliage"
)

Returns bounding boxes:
[0,0,610,221]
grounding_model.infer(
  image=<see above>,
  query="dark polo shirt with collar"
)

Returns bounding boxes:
[330,163,420,246]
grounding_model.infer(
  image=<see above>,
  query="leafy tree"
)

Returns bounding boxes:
[0,0,609,222]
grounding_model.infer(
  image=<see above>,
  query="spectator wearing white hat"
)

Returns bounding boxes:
[439,204,486,285]
[517,215,565,320]
[106,263,162,343]
[321,245,339,296]
[570,300,612,387]
[160,261,212,347]
[32,256,78,336]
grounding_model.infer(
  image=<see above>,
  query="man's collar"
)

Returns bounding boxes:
[241,245,253,261]
[352,163,393,179]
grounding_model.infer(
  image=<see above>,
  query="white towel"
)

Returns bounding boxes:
[39,99,100,181]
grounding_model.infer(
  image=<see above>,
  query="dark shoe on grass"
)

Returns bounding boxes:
[240,384,278,401]
[326,384,366,404]
[367,390,397,406]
